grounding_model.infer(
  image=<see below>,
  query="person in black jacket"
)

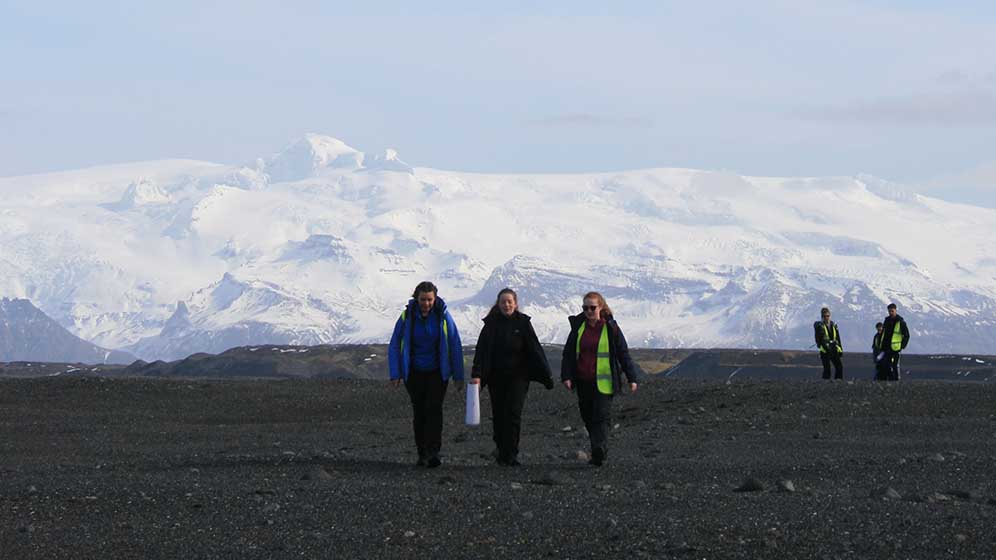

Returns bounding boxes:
[561,291,640,467]
[871,322,888,381]
[814,307,843,380]
[880,303,911,381]
[470,288,554,466]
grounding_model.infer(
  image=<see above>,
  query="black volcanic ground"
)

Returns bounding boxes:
[2,367,996,558]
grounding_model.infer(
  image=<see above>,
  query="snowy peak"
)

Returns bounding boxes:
[263,134,363,182]
[363,148,413,174]
[102,178,171,211]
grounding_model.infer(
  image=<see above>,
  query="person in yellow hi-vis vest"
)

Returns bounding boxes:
[879,303,910,381]
[560,291,640,467]
[814,307,843,380]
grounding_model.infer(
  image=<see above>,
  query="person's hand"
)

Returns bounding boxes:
[469,378,481,385]
[629,382,638,393]
[390,378,402,387]
[562,379,573,391]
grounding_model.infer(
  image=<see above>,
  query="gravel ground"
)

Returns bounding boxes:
[2,376,995,559]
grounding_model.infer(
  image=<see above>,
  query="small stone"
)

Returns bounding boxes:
[954,534,968,543]
[777,480,796,493]
[613,423,620,430]
[872,487,901,500]
[189,468,200,474]
[561,426,573,432]
[510,482,523,490]
[404,530,416,538]
[533,473,563,486]
[735,478,765,492]
[27,485,38,495]
[522,511,534,520]
[928,453,945,462]
[575,450,590,462]
[261,502,281,513]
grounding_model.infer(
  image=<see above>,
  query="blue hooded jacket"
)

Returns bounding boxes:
[388,296,465,382]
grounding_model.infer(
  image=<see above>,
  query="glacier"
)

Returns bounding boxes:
[1,134,994,361]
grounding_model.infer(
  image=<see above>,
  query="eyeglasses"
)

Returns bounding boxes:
[582,305,598,311]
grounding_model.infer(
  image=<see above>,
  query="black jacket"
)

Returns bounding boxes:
[560,313,640,393]
[471,309,553,389]
[881,314,910,352]
[872,332,884,357]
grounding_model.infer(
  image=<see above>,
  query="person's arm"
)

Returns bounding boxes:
[525,320,554,389]
[900,320,910,350]
[613,324,641,386]
[561,326,575,389]
[447,314,465,382]
[387,313,405,384]
[470,323,489,384]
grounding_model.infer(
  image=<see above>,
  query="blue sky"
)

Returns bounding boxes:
[3,1,996,205]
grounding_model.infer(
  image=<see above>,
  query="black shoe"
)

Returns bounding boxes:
[427,456,442,468]
[508,458,521,467]
[415,457,427,468]
[588,448,605,467]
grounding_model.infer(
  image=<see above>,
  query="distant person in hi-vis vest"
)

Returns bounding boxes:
[814,307,844,380]
[879,303,910,381]
[388,281,465,468]
[560,292,640,467]
[871,322,889,381]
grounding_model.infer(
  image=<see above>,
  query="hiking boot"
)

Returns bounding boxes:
[588,448,605,467]
[427,456,442,468]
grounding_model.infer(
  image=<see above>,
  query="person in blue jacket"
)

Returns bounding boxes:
[388,281,465,468]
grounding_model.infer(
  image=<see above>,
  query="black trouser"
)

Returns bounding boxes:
[575,379,613,457]
[820,353,843,379]
[874,357,889,381]
[404,369,448,459]
[487,373,530,461]
[886,351,901,381]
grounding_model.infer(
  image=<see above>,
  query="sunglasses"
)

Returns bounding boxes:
[582,305,598,311]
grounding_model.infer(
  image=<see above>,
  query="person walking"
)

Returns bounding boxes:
[561,291,640,467]
[871,322,889,381]
[880,303,910,381]
[814,307,843,380]
[470,288,554,466]
[388,281,465,468]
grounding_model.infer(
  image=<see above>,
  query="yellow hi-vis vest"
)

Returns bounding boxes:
[890,321,903,351]
[577,322,614,395]
[819,323,841,354]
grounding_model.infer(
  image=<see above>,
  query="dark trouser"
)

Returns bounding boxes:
[575,379,613,458]
[886,351,901,381]
[404,369,448,459]
[874,357,889,381]
[487,373,530,461]
[820,353,843,379]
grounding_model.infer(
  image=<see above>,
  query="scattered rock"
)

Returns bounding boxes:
[510,482,523,490]
[927,453,945,462]
[777,480,796,493]
[954,534,968,543]
[735,478,765,492]
[522,511,534,520]
[301,467,335,481]
[560,426,573,432]
[532,473,564,486]
[575,450,590,462]
[872,487,901,500]
[404,530,416,538]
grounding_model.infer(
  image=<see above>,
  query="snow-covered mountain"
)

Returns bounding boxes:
[0,298,136,363]
[1,134,994,360]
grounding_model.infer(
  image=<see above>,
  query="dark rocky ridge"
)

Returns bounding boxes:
[3,345,993,384]
[1,377,995,558]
